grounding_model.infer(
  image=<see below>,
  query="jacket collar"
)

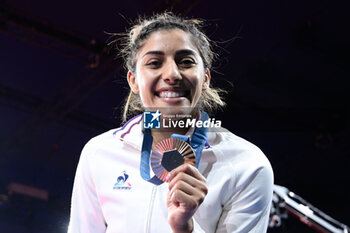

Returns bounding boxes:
[113,114,144,151]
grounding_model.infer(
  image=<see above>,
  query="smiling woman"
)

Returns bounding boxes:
[67,12,274,233]
[127,29,209,119]
[119,13,225,123]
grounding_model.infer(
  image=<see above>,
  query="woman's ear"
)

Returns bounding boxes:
[127,71,139,94]
[202,69,211,90]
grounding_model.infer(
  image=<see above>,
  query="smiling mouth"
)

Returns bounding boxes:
[155,90,190,98]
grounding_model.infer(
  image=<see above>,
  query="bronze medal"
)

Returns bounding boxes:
[150,138,196,182]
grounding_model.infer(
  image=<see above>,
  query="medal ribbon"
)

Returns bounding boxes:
[140,111,209,185]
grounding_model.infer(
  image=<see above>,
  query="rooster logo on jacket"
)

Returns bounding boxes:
[113,171,132,190]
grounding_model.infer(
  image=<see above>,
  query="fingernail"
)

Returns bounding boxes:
[166,174,171,182]
[170,192,175,201]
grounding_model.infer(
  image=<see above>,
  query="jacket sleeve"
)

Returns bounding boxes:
[67,140,107,233]
[215,164,274,233]
[192,218,206,233]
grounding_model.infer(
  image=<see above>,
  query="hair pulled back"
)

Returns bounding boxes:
[113,12,226,122]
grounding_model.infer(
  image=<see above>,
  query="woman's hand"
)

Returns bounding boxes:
[166,164,208,233]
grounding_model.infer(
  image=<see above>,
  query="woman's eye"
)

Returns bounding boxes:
[179,59,196,66]
[146,60,162,68]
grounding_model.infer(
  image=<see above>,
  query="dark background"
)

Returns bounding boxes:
[0,0,349,232]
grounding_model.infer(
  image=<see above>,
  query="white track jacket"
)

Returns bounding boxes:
[68,114,274,233]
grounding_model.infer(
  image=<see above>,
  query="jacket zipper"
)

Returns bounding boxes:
[145,185,157,233]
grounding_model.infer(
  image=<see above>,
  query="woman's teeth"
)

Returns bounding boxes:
[158,91,185,98]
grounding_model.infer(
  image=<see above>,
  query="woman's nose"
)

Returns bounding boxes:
[162,60,182,84]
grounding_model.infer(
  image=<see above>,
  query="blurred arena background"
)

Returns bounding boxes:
[0,0,349,232]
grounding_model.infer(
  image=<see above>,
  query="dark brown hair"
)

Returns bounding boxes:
[111,12,226,122]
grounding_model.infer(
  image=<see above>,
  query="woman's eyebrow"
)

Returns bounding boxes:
[176,49,196,56]
[142,49,197,58]
[142,51,164,57]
